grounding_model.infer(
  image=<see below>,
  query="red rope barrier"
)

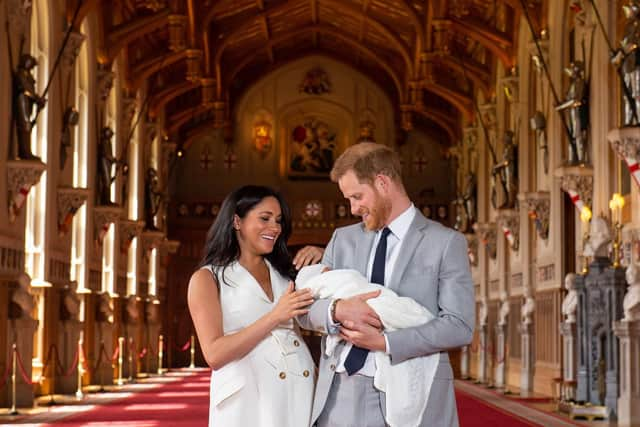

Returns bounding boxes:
[0,356,12,390]
[138,348,147,359]
[179,340,190,352]
[14,347,36,385]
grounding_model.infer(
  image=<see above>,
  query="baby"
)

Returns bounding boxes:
[296,264,437,427]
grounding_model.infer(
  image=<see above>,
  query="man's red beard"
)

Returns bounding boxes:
[359,192,392,231]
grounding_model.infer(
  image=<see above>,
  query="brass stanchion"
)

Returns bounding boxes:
[189,335,195,368]
[127,337,134,382]
[116,337,125,385]
[76,333,84,400]
[9,343,18,415]
[157,335,164,375]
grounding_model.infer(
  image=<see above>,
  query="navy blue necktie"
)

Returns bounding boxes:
[344,227,391,375]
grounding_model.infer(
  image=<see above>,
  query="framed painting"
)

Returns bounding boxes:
[288,117,337,179]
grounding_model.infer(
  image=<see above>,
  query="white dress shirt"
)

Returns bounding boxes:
[330,203,417,376]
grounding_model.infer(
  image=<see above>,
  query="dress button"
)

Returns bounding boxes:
[330,364,336,371]
[294,340,300,347]
[303,370,310,377]
[279,372,286,379]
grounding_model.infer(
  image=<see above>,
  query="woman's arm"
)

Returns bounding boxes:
[187,269,313,370]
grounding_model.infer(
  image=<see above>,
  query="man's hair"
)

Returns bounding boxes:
[330,142,402,184]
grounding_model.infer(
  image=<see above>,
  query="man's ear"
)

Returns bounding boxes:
[375,174,391,193]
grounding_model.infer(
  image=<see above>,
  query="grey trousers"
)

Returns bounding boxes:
[316,373,387,427]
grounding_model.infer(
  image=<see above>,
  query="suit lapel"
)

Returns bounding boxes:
[388,214,429,291]
[355,224,376,277]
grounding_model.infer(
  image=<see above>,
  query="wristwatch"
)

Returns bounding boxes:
[329,298,341,324]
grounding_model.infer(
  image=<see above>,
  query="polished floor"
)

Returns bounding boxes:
[0,370,619,426]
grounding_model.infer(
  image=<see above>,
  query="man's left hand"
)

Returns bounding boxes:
[340,320,386,352]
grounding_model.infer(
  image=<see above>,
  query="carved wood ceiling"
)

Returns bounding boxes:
[79,0,543,146]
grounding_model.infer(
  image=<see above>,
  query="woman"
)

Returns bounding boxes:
[188,185,315,427]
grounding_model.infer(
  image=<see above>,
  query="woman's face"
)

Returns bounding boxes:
[235,196,283,256]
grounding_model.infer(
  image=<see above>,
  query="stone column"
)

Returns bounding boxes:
[614,321,640,426]
[460,345,470,379]
[559,321,577,401]
[55,284,82,394]
[520,322,534,395]
[494,322,507,389]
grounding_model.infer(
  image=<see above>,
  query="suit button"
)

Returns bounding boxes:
[303,370,310,377]
[293,340,300,347]
[279,372,286,379]
[330,364,336,371]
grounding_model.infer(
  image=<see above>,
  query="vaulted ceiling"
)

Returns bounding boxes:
[77,0,544,146]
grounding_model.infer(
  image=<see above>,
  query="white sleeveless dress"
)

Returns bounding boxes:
[203,260,315,427]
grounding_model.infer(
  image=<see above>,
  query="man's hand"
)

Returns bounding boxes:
[340,320,386,352]
[293,245,325,270]
[334,291,381,328]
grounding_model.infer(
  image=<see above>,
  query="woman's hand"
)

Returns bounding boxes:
[269,282,314,324]
[293,246,325,270]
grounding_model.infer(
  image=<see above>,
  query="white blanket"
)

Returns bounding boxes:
[296,264,438,427]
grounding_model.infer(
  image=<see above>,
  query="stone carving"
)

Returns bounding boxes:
[474,223,497,260]
[623,262,640,321]
[10,272,35,319]
[125,295,140,323]
[584,217,612,258]
[523,192,550,240]
[119,220,145,252]
[562,273,579,323]
[62,31,86,70]
[96,292,113,323]
[7,159,46,222]
[479,297,488,327]
[57,187,89,236]
[144,168,163,230]
[59,107,79,170]
[61,281,81,321]
[96,69,114,103]
[94,206,122,245]
[559,169,594,211]
[521,289,535,325]
[498,293,510,326]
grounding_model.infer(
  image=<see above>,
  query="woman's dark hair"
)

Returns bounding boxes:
[198,185,295,281]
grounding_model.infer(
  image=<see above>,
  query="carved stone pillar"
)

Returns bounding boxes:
[560,321,577,401]
[6,159,46,222]
[494,322,507,389]
[167,14,187,51]
[460,345,470,379]
[497,209,519,251]
[57,187,89,236]
[523,191,550,240]
[519,322,534,395]
[466,234,478,267]
[145,299,162,372]
[476,298,489,384]
[613,320,640,426]
[56,283,82,394]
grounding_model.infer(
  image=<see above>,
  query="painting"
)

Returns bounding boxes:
[299,67,331,95]
[289,117,337,179]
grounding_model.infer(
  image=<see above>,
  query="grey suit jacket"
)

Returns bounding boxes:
[298,212,475,427]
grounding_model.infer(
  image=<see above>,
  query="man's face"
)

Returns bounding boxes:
[338,170,391,231]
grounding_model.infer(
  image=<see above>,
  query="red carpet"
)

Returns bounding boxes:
[46,369,211,427]
[456,390,543,427]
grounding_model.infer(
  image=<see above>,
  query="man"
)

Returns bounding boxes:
[297,142,475,427]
